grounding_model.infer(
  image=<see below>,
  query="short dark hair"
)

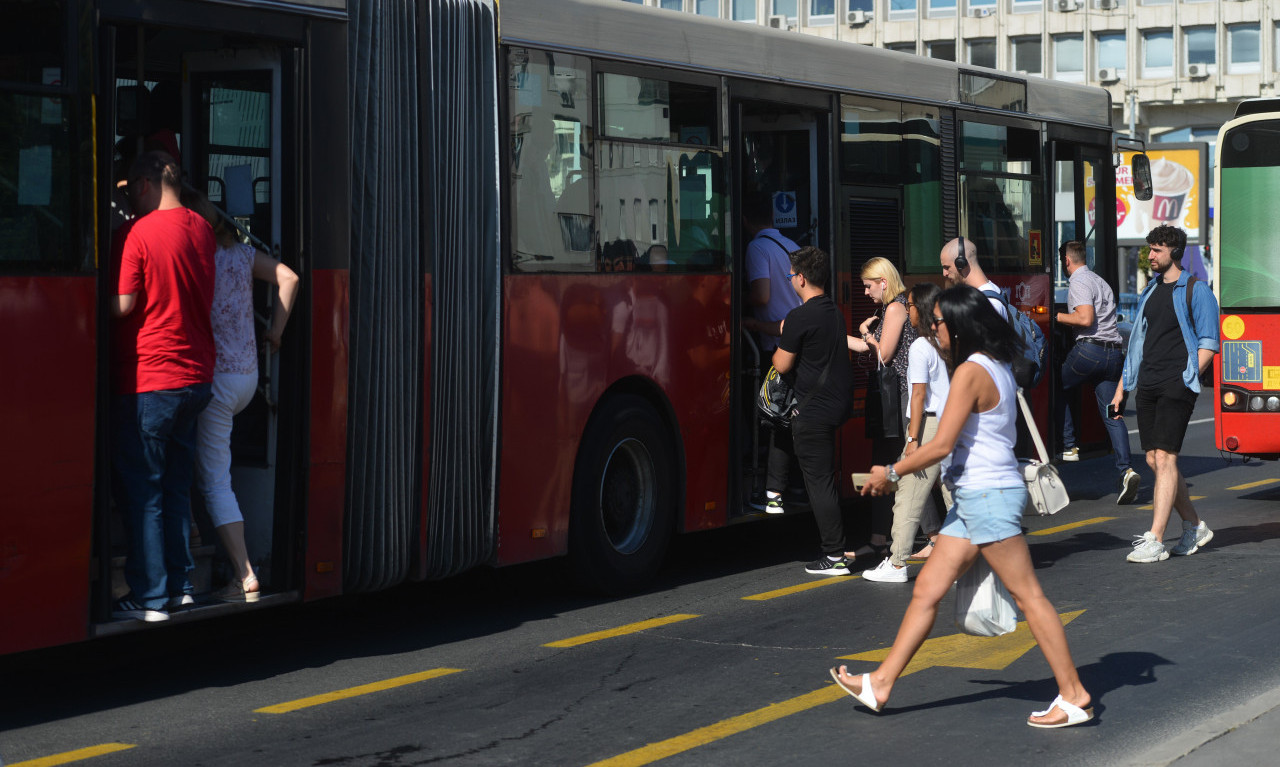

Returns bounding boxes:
[1146,225,1188,260]
[1061,240,1086,265]
[936,284,1023,371]
[789,245,829,290]
[129,150,181,191]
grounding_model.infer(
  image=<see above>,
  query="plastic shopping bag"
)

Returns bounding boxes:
[954,558,1017,637]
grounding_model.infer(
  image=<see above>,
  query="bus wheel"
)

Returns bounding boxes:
[570,395,676,594]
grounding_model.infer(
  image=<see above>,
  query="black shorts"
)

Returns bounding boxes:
[1135,380,1198,454]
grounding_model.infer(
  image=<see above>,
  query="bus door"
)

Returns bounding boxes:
[732,93,831,513]
[184,50,296,594]
[1050,136,1116,459]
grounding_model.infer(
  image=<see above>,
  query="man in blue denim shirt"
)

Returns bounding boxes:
[1055,241,1139,504]
[1110,225,1219,564]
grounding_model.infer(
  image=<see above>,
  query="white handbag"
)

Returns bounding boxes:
[1016,389,1070,516]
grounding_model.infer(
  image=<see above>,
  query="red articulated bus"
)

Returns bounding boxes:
[1214,99,1280,460]
[0,0,1129,655]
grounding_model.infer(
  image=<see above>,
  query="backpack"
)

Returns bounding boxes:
[981,288,1047,389]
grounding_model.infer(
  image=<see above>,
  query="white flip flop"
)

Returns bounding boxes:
[1028,694,1094,728]
[829,667,883,713]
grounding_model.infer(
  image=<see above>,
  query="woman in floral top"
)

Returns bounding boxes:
[185,189,299,603]
[847,257,917,558]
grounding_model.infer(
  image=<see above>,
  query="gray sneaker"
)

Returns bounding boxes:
[1127,532,1169,563]
[1170,520,1213,556]
[1117,468,1140,505]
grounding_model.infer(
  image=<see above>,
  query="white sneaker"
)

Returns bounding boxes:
[861,556,908,583]
[1127,532,1169,563]
[1061,447,1080,462]
[1170,520,1213,556]
[1117,468,1140,505]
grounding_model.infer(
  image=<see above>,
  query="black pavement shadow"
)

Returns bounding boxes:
[1199,522,1280,550]
[1027,530,1133,570]
[876,650,1173,725]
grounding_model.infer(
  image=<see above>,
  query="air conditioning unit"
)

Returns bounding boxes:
[1056,0,1079,11]
[767,14,787,29]
[1187,63,1209,78]
[1097,67,1120,83]
[847,9,870,25]
[1097,0,1119,10]
[968,7,993,17]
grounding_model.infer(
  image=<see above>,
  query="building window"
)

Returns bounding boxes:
[1096,32,1126,76]
[969,0,996,7]
[887,41,917,55]
[658,0,682,9]
[731,0,755,20]
[772,0,797,22]
[695,0,720,15]
[928,41,956,61]
[1013,36,1042,75]
[1185,26,1216,75]
[1229,24,1260,74]
[849,0,873,10]
[1143,29,1173,78]
[808,0,835,25]
[1011,0,1040,14]
[968,39,996,69]
[928,0,957,19]
[890,0,918,21]
[1053,34,1084,81]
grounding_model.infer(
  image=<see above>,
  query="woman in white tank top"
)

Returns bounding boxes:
[831,285,1093,729]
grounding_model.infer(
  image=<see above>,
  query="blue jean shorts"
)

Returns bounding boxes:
[939,486,1027,545]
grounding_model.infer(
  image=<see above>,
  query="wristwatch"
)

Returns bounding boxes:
[906,436,917,444]
[885,464,900,483]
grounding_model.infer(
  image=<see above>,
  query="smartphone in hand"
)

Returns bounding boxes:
[1107,403,1121,419]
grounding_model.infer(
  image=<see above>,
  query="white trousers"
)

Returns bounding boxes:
[196,371,258,527]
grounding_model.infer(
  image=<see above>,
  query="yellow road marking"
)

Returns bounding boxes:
[1137,495,1205,510]
[543,614,700,648]
[742,578,853,601]
[255,668,464,714]
[839,610,1085,673]
[584,685,848,767]
[8,744,135,767]
[1029,517,1116,536]
[1228,478,1280,490]
[587,611,1084,766]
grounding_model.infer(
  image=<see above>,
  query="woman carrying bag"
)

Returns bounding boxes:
[832,285,1092,729]
[847,257,916,560]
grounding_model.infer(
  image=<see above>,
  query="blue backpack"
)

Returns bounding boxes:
[982,288,1047,389]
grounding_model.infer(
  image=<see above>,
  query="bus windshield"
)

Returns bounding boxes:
[1218,121,1280,309]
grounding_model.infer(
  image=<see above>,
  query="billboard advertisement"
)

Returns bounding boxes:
[1115,143,1209,245]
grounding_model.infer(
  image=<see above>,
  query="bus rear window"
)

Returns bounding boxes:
[1219,166,1280,309]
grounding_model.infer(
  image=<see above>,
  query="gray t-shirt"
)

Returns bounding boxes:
[1067,264,1122,343]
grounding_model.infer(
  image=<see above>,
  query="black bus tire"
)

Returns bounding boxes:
[569,395,677,594]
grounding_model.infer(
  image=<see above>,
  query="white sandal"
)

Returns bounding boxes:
[829,667,884,713]
[1028,695,1093,728]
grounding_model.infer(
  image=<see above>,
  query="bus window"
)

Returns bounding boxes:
[0,93,76,267]
[600,73,717,145]
[959,122,1043,271]
[509,49,595,272]
[1218,120,1280,309]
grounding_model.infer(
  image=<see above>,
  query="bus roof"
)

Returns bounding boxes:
[1233,98,1280,119]
[498,0,1113,129]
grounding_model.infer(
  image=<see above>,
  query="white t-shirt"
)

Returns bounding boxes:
[746,229,802,350]
[907,336,949,416]
[976,280,1008,320]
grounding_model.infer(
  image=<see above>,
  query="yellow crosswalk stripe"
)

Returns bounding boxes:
[742,578,852,600]
[7,743,135,767]
[1228,478,1280,490]
[543,614,700,648]
[1137,495,1205,510]
[1029,516,1117,536]
[256,668,464,714]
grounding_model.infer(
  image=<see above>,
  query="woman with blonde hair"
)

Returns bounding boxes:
[183,187,299,603]
[847,257,916,559]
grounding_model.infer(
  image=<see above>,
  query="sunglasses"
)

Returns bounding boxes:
[932,316,946,326]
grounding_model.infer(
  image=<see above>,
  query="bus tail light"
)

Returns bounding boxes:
[1269,397,1280,412]
[1251,396,1266,411]
[1226,436,1240,451]
[1223,391,1238,408]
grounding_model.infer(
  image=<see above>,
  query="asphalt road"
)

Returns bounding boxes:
[4,395,1280,767]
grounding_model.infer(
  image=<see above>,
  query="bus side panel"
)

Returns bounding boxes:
[304,269,348,600]
[1217,314,1280,458]
[496,273,733,566]
[416,273,432,579]
[0,276,96,654]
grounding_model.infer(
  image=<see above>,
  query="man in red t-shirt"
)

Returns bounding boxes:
[111,151,216,622]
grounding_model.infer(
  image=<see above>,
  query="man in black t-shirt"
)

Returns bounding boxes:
[1111,225,1220,564]
[771,246,855,575]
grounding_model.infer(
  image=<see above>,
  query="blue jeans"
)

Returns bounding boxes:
[1058,341,1131,473]
[114,383,213,609]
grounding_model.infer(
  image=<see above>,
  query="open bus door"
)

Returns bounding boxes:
[1049,135,1120,461]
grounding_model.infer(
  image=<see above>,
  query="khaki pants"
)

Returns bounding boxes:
[888,413,953,567]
